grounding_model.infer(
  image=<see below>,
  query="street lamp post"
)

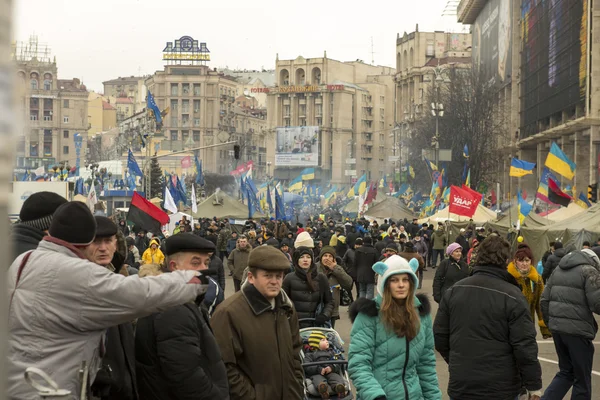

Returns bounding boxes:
[430,69,446,167]
[266,161,272,181]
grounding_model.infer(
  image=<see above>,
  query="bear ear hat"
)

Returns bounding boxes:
[408,258,419,274]
[372,261,388,276]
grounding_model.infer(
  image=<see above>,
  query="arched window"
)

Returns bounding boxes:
[280,69,289,85]
[295,68,305,85]
[31,79,38,90]
[312,67,321,85]
[43,73,52,91]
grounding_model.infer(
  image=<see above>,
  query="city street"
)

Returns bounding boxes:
[222,268,600,399]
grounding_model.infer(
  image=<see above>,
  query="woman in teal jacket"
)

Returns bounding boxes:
[348,255,441,400]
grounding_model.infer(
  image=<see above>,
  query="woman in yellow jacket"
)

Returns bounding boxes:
[507,243,551,338]
[141,238,165,265]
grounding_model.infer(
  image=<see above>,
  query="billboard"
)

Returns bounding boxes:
[520,0,587,138]
[275,126,319,166]
[471,0,513,87]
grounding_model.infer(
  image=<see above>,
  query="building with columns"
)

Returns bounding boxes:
[458,0,599,197]
[267,53,396,186]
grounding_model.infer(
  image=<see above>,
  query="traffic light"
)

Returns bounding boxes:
[234,145,240,160]
[589,183,598,203]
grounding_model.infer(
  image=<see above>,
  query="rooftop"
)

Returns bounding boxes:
[103,76,146,85]
[57,78,87,92]
[116,97,133,104]
[424,57,472,67]
[102,101,116,110]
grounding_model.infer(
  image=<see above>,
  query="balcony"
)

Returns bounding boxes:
[457,0,486,24]
[314,97,322,104]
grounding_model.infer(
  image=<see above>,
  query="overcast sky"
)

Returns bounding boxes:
[14,0,465,92]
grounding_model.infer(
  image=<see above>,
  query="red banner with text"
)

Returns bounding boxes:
[449,185,480,218]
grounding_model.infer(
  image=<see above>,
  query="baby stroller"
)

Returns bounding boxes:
[299,318,354,399]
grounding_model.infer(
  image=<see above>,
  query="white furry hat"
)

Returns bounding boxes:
[372,255,419,296]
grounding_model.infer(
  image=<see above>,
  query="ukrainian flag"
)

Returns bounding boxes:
[510,158,536,177]
[536,168,559,204]
[301,168,315,180]
[465,169,471,187]
[288,175,303,193]
[347,174,367,198]
[545,142,576,179]
[517,190,533,224]
[577,192,592,209]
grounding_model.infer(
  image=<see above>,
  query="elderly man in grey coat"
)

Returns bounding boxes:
[6,202,211,400]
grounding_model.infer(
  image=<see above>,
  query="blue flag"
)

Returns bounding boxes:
[275,187,286,220]
[128,149,143,176]
[176,176,188,206]
[247,187,255,218]
[195,156,204,186]
[147,90,162,124]
[267,184,274,213]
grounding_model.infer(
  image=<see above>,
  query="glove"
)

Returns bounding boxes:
[187,272,209,285]
[314,313,329,326]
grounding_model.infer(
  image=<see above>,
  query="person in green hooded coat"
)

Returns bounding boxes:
[348,255,441,400]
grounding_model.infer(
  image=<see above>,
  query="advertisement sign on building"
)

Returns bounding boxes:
[275,126,319,166]
[163,36,210,63]
[520,0,587,138]
[471,0,512,87]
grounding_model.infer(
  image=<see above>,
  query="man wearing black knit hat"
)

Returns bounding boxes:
[7,202,214,400]
[10,191,68,262]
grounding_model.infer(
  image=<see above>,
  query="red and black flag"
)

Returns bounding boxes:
[548,178,572,208]
[127,192,169,235]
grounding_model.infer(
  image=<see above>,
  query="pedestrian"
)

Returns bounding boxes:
[226,231,238,257]
[7,202,213,399]
[430,224,446,268]
[316,246,353,329]
[355,236,379,299]
[541,247,600,399]
[433,235,542,400]
[380,241,399,261]
[217,222,230,260]
[343,237,360,297]
[432,243,470,304]
[141,237,165,265]
[283,233,334,328]
[507,243,551,339]
[455,228,470,258]
[211,246,304,400]
[135,234,228,400]
[10,191,67,262]
[124,236,141,270]
[542,241,565,283]
[118,219,130,236]
[348,255,441,400]
[466,238,479,267]
[399,241,425,289]
[227,235,252,292]
[208,251,226,291]
[88,217,138,400]
[413,233,428,271]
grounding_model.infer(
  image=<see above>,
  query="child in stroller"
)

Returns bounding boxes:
[303,331,348,399]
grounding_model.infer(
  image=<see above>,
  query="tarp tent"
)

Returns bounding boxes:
[73,194,87,203]
[342,192,386,215]
[192,191,264,220]
[485,204,550,238]
[419,203,498,225]
[544,203,586,222]
[521,203,600,262]
[167,212,192,234]
[364,197,415,221]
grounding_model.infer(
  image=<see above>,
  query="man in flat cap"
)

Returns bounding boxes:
[135,233,229,400]
[7,202,212,400]
[87,217,138,400]
[211,246,304,400]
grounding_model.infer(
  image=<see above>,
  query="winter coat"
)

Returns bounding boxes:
[542,248,566,282]
[227,243,252,280]
[346,231,359,249]
[430,230,446,251]
[217,228,230,251]
[342,248,357,280]
[413,240,428,261]
[455,235,470,257]
[10,223,45,263]
[541,250,600,340]
[276,221,289,240]
[432,258,469,304]
[282,266,334,327]
[335,239,348,259]
[135,301,229,400]
[303,348,341,376]
[226,237,238,254]
[210,283,304,400]
[348,294,441,400]
[398,250,424,273]
[407,223,420,239]
[6,237,209,400]
[210,254,226,290]
[507,262,551,338]
[355,245,379,284]
[433,265,542,400]
[141,239,165,265]
[91,323,137,400]
[135,235,149,256]
[374,240,386,255]
[467,245,478,266]
[316,262,353,319]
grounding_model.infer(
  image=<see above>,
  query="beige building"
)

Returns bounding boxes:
[102,76,147,114]
[88,92,117,136]
[12,37,89,170]
[115,97,134,122]
[267,54,396,186]
[144,64,241,173]
[232,106,268,178]
[220,68,275,108]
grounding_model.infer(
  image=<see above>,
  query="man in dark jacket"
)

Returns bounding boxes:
[541,248,600,400]
[433,235,542,400]
[211,246,304,400]
[135,234,229,400]
[10,191,67,262]
[90,217,138,400]
[455,228,470,258]
[354,236,379,299]
[543,241,566,283]
[208,251,226,290]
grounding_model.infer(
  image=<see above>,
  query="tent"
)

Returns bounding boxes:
[167,212,192,234]
[192,191,265,220]
[342,192,386,215]
[364,197,415,221]
[544,203,586,222]
[73,194,87,203]
[418,204,498,225]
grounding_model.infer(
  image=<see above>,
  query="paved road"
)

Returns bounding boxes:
[221,269,600,399]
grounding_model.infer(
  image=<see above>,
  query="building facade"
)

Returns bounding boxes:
[266,54,396,186]
[13,37,89,171]
[88,92,117,136]
[102,76,147,114]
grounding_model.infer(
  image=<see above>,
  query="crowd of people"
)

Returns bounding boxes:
[6,190,600,400]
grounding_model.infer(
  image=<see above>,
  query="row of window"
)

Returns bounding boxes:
[169,130,201,142]
[29,114,71,123]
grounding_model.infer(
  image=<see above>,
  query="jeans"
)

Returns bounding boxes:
[543,332,594,400]
[431,249,444,267]
[359,283,375,300]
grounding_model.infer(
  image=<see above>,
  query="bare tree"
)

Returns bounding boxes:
[407,69,509,192]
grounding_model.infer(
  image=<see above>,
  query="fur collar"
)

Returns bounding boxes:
[349,293,431,323]
[507,261,540,282]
